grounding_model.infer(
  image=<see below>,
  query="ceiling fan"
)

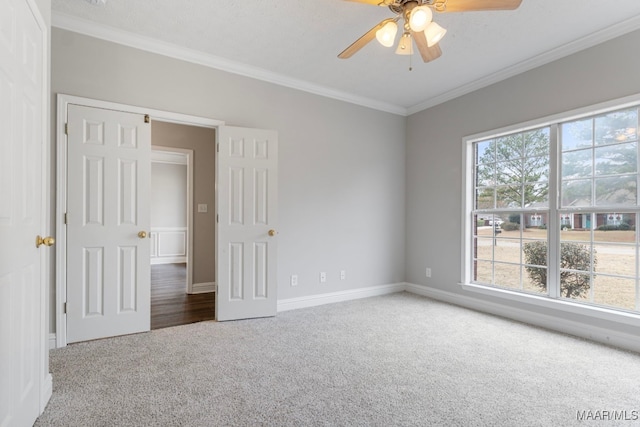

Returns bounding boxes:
[339,0,523,63]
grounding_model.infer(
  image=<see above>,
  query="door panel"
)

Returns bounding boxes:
[0,0,45,424]
[66,104,151,343]
[217,127,278,321]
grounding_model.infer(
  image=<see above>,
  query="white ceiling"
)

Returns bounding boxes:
[51,0,640,115]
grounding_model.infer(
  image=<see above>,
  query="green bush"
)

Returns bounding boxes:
[597,223,631,231]
[501,221,519,231]
[477,219,485,227]
[508,214,520,224]
[523,241,596,298]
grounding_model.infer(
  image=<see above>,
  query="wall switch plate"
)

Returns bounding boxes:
[320,272,327,283]
[290,275,298,287]
[340,270,346,280]
[425,268,432,278]
[197,204,208,213]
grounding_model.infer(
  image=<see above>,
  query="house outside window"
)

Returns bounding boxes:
[464,102,640,316]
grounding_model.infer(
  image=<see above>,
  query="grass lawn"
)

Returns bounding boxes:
[474,227,638,311]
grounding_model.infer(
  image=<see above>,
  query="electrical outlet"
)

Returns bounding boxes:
[290,275,298,287]
[425,268,432,278]
[340,270,346,280]
[320,272,327,283]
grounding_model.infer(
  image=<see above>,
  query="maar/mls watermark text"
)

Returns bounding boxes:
[576,410,639,422]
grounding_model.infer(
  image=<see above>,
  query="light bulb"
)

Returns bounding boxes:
[395,33,413,55]
[376,21,398,48]
[409,6,432,32]
[424,21,447,47]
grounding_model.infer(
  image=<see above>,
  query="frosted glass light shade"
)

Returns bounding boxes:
[395,34,413,55]
[376,21,398,47]
[424,21,447,47]
[409,6,432,32]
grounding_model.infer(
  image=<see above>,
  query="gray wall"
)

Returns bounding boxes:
[406,29,640,336]
[152,121,216,285]
[50,28,406,331]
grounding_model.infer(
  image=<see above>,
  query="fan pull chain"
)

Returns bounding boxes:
[409,50,413,71]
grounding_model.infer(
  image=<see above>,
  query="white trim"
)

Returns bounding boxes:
[58,94,224,127]
[406,13,640,115]
[460,282,640,329]
[460,93,640,301]
[460,131,474,286]
[277,283,406,312]
[151,150,188,165]
[50,277,640,353]
[48,333,56,350]
[191,282,215,294]
[56,94,223,347]
[464,92,640,144]
[151,257,187,265]
[55,95,69,348]
[51,12,640,117]
[406,283,640,354]
[155,230,187,257]
[51,12,407,117]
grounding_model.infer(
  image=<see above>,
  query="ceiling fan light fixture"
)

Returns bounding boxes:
[395,33,413,55]
[409,6,432,32]
[424,21,447,47]
[375,21,398,48]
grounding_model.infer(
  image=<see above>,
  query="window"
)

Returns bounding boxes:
[465,103,640,316]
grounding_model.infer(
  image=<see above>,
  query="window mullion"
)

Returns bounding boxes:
[548,124,560,299]
[636,212,640,311]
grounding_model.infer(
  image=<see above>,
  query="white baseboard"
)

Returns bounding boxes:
[277,282,406,312]
[48,333,57,350]
[47,281,640,353]
[405,283,640,353]
[190,282,215,294]
[151,256,187,265]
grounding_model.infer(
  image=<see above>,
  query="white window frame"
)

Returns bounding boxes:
[461,93,640,328]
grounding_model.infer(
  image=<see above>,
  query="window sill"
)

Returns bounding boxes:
[460,282,640,328]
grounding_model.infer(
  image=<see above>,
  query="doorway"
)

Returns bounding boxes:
[56,95,279,346]
[150,121,217,329]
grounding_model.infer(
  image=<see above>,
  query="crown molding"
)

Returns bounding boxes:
[406,13,640,116]
[51,11,640,118]
[51,12,408,116]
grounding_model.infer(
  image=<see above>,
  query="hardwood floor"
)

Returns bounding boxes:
[151,263,215,330]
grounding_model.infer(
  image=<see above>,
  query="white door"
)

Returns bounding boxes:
[217,127,278,321]
[66,104,151,343]
[0,0,47,425]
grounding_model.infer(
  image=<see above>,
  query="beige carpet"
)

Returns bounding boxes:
[36,292,640,426]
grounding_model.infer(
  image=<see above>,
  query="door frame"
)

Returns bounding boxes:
[150,147,194,293]
[55,94,224,347]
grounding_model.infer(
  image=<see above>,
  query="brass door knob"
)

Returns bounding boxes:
[268,229,277,236]
[138,231,148,239]
[36,236,55,248]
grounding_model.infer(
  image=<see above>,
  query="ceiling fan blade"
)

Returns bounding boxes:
[338,18,396,59]
[437,0,522,12]
[411,30,442,63]
[342,0,391,6]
